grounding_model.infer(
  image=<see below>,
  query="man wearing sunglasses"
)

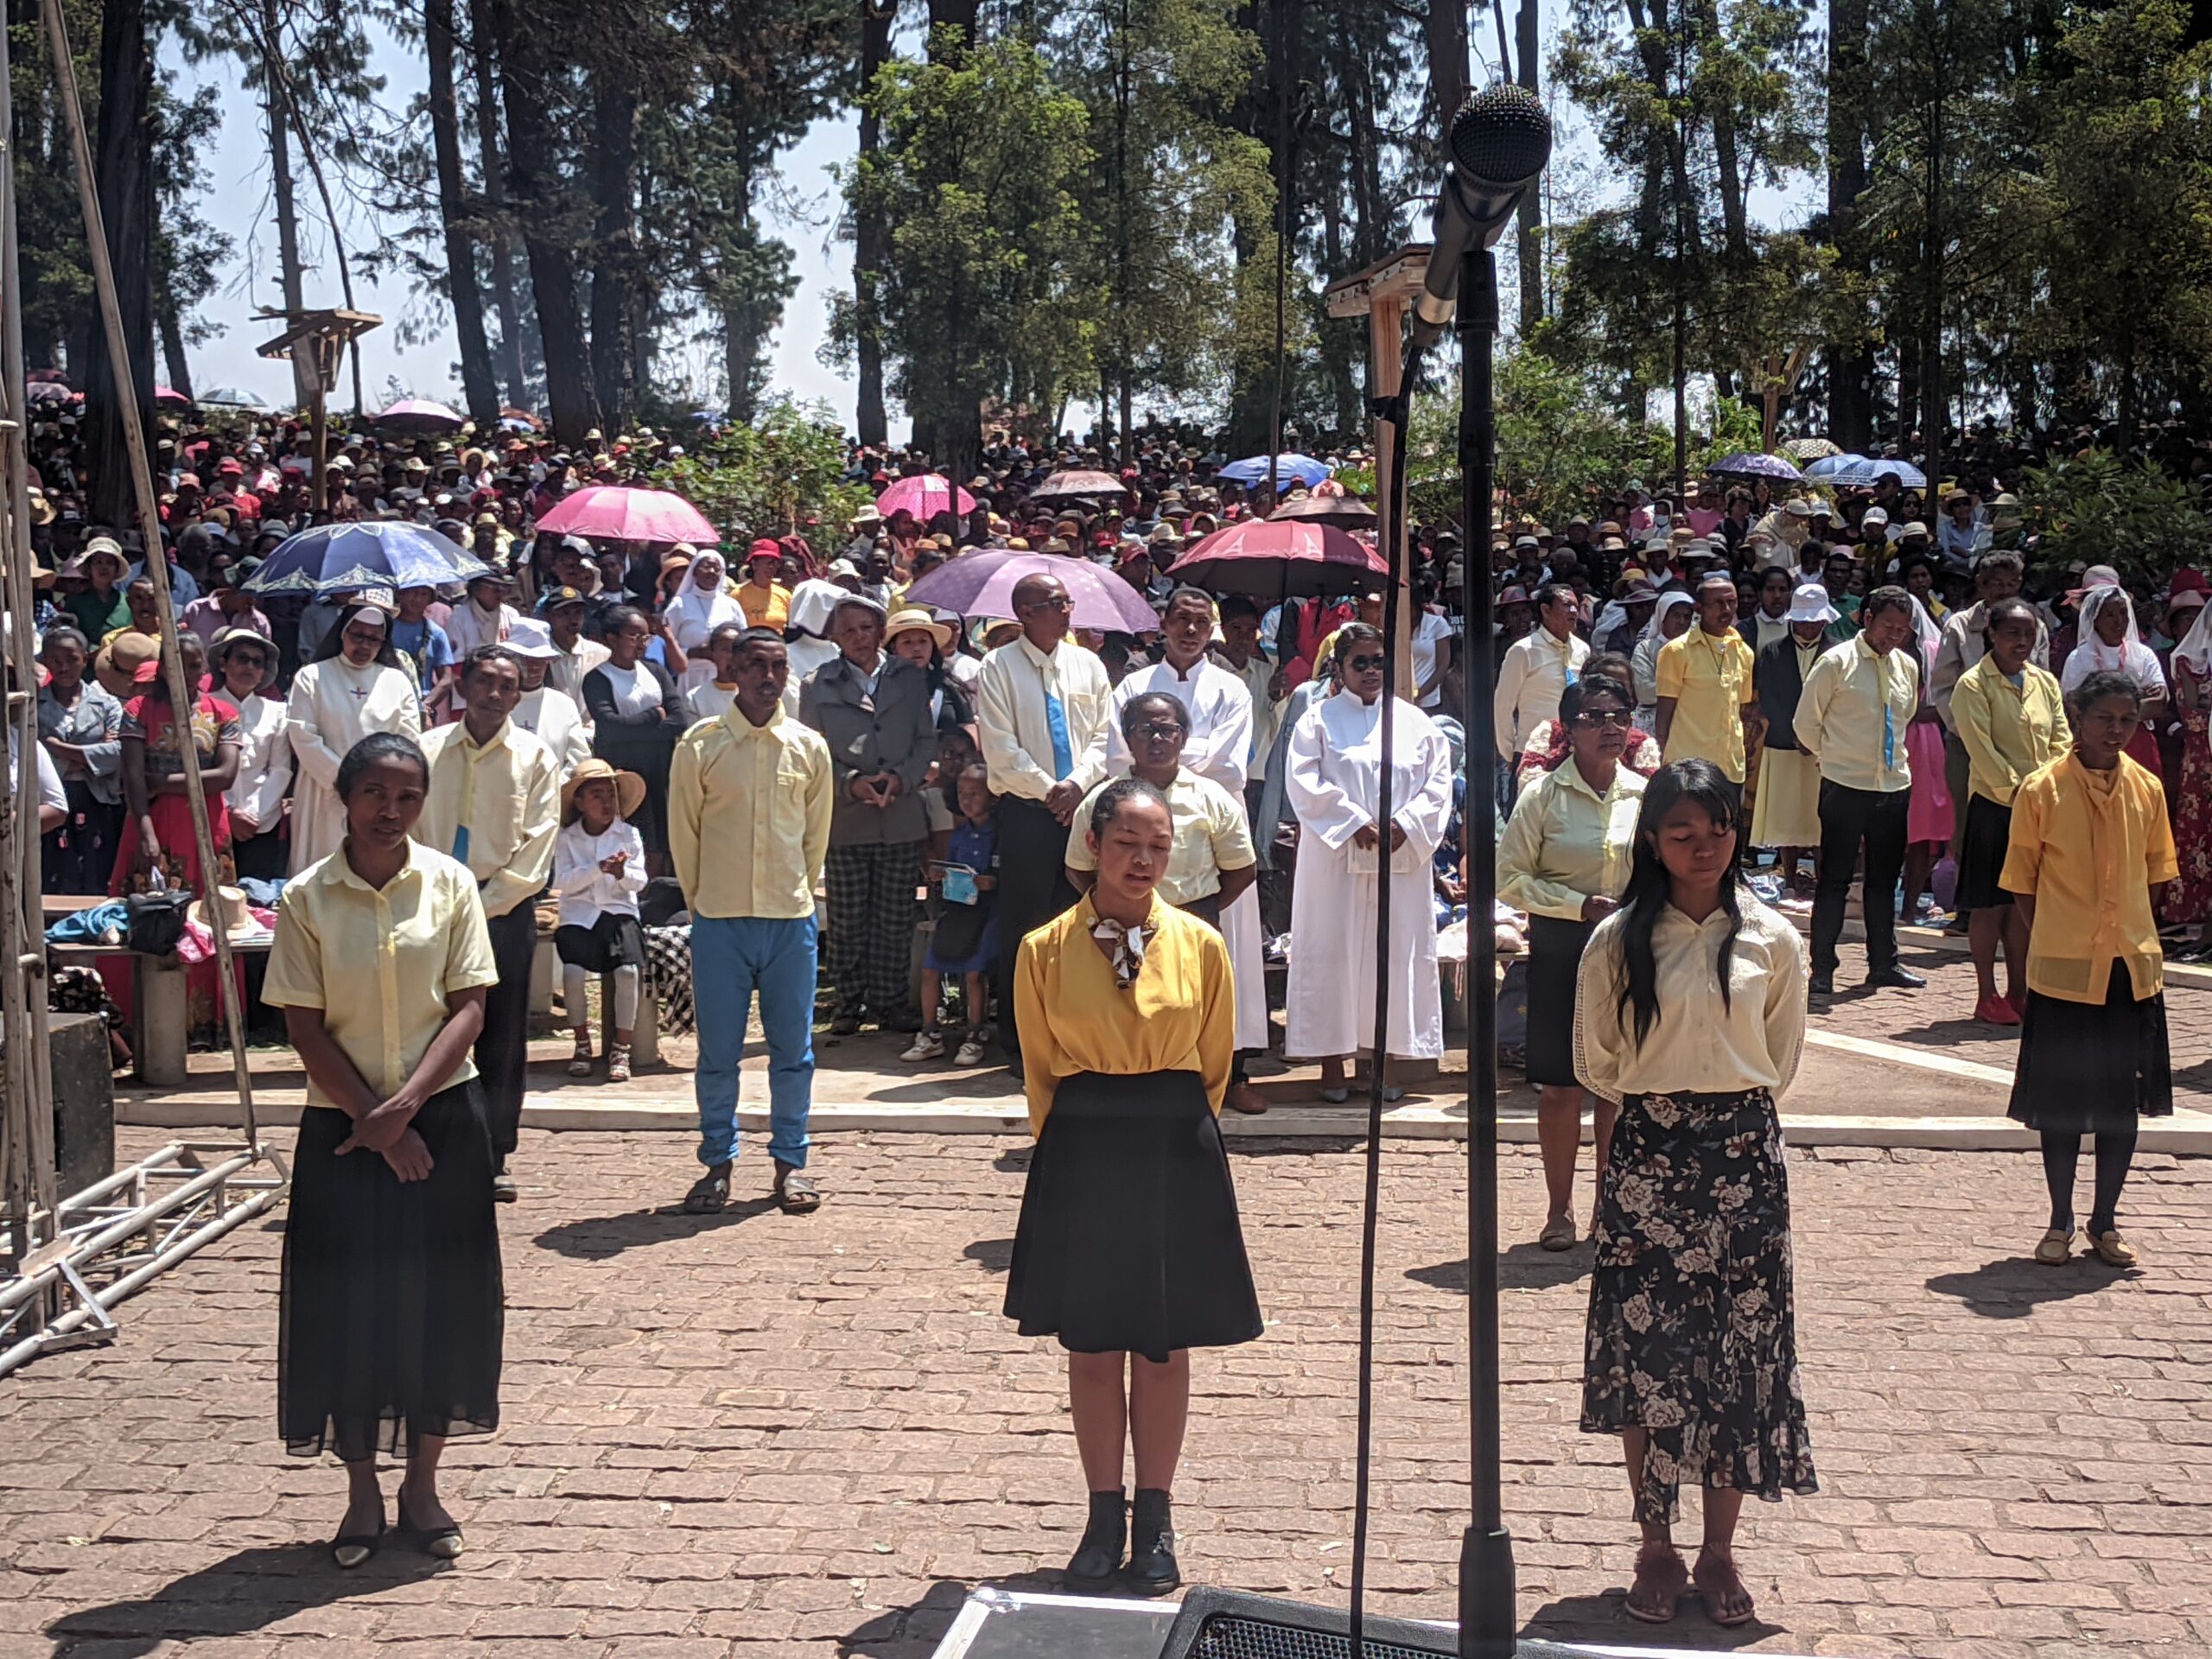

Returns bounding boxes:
[976,571,1115,1070]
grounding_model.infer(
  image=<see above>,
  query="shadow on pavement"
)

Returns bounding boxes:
[530,1195,781,1258]
[1522,1586,1783,1649]
[964,1236,1014,1274]
[1406,1241,1592,1294]
[839,1573,1065,1657]
[1925,1255,2138,1317]
[43,1542,443,1656]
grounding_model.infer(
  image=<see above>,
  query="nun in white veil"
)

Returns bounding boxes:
[2063,584,2169,779]
[662,550,743,695]
[781,579,849,715]
[1630,591,1694,731]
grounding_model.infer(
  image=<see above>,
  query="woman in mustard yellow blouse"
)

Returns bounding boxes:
[1007,777,1262,1598]
[2001,669,2176,1269]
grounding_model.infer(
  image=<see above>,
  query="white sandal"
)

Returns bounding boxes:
[607,1044,632,1084]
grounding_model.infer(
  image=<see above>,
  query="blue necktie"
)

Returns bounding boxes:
[1044,684,1074,781]
[451,824,471,866]
[1881,675,1895,772]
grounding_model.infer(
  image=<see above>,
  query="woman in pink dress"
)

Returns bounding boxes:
[1900,597,1955,918]
[2162,599,2212,932]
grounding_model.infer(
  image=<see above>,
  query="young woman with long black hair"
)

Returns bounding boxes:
[1574,758,1815,1628]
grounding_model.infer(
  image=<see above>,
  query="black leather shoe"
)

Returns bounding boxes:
[1064,1489,1125,1592]
[1125,1487,1180,1596]
[1866,966,1926,989]
[1808,973,1834,996]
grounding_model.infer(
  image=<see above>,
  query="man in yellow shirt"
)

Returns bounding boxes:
[1654,574,1757,796]
[1796,587,1923,995]
[669,627,834,1216]
[412,645,561,1199]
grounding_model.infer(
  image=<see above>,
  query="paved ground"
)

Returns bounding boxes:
[3,1128,2209,1658]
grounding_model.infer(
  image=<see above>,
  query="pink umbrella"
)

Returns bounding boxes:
[1166,518,1389,602]
[533,484,719,546]
[374,397,466,433]
[903,550,1160,633]
[876,474,975,521]
[154,386,191,408]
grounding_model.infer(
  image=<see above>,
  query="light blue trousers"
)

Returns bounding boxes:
[690,915,816,1170]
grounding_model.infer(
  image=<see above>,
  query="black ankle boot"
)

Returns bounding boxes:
[1064,1489,1126,1590]
[1125,1487,1180,1596]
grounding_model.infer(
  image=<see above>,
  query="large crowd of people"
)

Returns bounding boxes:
[12,397,2190,1614]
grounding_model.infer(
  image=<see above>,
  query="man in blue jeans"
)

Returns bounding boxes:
[668,627,833,1214]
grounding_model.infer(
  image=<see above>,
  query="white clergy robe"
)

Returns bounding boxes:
[513,683,593,781]
[1094,657,1269,1051]
[1283,690,1451,1061]
[283,658,423,874]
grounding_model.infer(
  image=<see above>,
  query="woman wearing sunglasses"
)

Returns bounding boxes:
[1282,620,1453,1102]
[1497,676,1646,1250]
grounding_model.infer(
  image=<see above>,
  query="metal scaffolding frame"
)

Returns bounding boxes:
[0,0,288,1378]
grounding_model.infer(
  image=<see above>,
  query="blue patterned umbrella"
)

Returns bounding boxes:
[1831,457,1929,489]
[242,521,493,597]
[1803,452,1870,480]
[1709,452,1804,481]
[1217,452,1335,488]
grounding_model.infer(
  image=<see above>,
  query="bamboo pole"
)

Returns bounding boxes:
[0,3,58,1267]
[40,0,258,1149]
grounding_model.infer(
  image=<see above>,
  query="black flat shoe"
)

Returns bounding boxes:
[1064,1488,1126,1592]
[1125,1488,1179,1596]
[1866,966,1926,989]
[332,1516,385,1570]
[1808,973,1834,996]
[396,1484,464,1560]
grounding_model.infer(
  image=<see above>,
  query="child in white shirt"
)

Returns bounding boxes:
[553,759,650,1081]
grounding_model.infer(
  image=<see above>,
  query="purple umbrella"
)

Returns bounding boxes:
[1708,452,1804,482]
[375,397,466,433]
[903,550,1160,632]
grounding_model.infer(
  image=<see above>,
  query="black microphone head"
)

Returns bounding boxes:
[1451,83,1552,188]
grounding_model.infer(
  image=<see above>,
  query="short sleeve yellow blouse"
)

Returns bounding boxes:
[263,840,501,1106]
[1012,894,1235,1135]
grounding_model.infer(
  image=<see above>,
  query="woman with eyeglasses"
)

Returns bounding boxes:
[214,626,292,882]
[1497,677,1646,1250]
[1283,620,1452,1102]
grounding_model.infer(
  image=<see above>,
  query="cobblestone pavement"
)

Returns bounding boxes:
[3,1129,2209,1659]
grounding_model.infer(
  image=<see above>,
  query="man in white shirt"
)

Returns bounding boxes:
[538,586,611,710]
[1493,582,1590,786]
[504,618,594,779]
[974,571,1112,1069]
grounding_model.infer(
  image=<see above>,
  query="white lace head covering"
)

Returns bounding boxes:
[2062,585,2165,695]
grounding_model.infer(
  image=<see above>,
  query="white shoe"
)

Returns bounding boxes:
[953,1036,988,1067]
[901,1032,944,1063]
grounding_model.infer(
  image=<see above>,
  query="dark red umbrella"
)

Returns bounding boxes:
[1268,492,1378,532]
[1166,518,1388,602]
[1026,469,1128,504]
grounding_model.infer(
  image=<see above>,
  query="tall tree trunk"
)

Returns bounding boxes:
[927,0,977,57]
[427,0,500,424]
[1425,0,1468,148]
[467,0,527,405]
[261,0,309,410]
[853,0,893,445]
[1826,0,1872,448]
[493,1,599,442]
[588,74,639,432]
[1919,98,1943,484]
[1513,0,1542,333]
[86,0,155,530]
[154,283,190,401]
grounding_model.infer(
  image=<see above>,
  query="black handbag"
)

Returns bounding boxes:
[124,887,191,956]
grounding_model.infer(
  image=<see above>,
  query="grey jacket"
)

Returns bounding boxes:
[800,652,938,846]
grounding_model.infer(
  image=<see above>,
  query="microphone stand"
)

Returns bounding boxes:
[1455,242,1516,1659]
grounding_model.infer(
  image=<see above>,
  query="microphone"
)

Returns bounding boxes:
[1411,84,1554,346]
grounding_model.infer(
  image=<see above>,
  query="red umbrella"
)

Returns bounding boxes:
[533,484,718,545]
[1166,518,1388,602]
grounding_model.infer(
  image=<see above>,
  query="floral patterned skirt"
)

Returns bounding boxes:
[1580,1087,1817,1523]
[2163,708,2212,925]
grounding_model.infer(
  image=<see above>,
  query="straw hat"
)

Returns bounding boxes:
[884,607,953,652]
[561,757,646,823]
[94,631,160,698]
[186,884,264,944]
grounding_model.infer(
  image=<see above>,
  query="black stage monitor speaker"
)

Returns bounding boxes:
[1156,1588,1585,1659]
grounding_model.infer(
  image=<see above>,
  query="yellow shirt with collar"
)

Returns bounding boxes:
[668,704,833,919]
[975,634,1114,803]
[262,840,501,1106]
[1062,769,1256,906]
[410,717,562,919]
[1950,655,2069,808]
[2000,753,2177,1004]
[1497,758,1647,920]
[1655,626,1755,781]
[1795,634,1917,793]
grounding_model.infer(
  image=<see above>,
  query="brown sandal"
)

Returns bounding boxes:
[1625,1541,1688,1624]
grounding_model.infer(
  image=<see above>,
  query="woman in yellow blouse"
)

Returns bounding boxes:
[1574,758,1815,1629]
[1497,676,1645,1251]
[2000,669,2176,1269]
[1007,777,1262,1598]
[263,732,504,1570]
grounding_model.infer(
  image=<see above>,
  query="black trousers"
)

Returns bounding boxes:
[1811,780,1909,977]
[994,795,1076,1064]
[478,903,538,1168]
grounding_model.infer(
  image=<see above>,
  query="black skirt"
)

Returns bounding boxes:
[1004,1070,1263,1363]
[1955,793,2014,912]
[556,912,647,973]
[2008,960,2172,1134]
[279,1081,505,1460]
[1525,913,1593,1087]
